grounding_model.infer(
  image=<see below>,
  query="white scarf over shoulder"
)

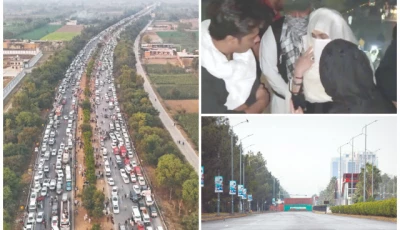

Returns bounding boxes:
[303,8,357,103]
[201,19,256,110]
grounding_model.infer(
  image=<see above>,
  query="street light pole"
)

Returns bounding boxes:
[370,148,381,199]
[349,133,363,201]
[362,120,378,202]
[338,143,349,206]
[238,136,253,213]
[231,119,249,214]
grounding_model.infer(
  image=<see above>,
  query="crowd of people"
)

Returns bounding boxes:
[201,0,397,114]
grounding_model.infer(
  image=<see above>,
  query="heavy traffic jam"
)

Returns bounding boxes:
[23,4,162,230]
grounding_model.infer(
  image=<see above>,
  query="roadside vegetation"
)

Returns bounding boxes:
[114,18,198,230]
[202,117,289,213]
[2,13,138,230]
[173,113,198,147]
[331,198,397,217]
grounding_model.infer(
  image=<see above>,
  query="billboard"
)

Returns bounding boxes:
[201,166,204,187]
[242,188,247,200]
[238,185,244,197]
[215,176,223,193]
[229,181,236,195]
[248,194,253,201]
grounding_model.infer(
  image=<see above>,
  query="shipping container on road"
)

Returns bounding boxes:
[284,198,313,205]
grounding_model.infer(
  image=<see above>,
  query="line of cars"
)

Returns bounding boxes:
[92,14,163,230]
[23,36,100,230]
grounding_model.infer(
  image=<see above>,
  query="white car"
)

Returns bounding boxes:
[138,176,146,186]
[112,186,118,196]
[43,179,50,187]
[60,143,65,150]
[113,204,120,214]
[27,213,36,224]
[44,165,50,173]
[57,155,62,161]
[39,159,45,166]
[130,173,137,183]
[41,145,47,152]
[51,149,57,156]
[41,186,48,196]
[57,169,64,178]
[122,174,130,184]
[112,195,119,206]
[51,216,58,228]
[56,161,62,169]
[63,115,69,120]
[34,171,44,181]
[34,147,39,153]
[111,142,117,149]
[36,211,44,223]
[30,192,37,200]
[58,148,63,155]
[128,151,134,159]
[130,160,137,168]
[33,182,41,193]
[50,179,57,190]
[133,184,141,195]
[107,178,115,186]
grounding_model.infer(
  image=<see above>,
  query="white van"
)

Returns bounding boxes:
[109,123,114,131]
[108,102,114,110]
[68,140,73,149]
[105,167,111,177]
[132,206,142,223]
[66,128,71,137]
[145,195,154,206]
[69,110,75,118]
[102,148,108,156]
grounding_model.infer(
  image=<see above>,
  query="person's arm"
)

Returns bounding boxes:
[234,85,270,113]
[259,27,290,98]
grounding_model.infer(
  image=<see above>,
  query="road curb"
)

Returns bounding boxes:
[321,212,397,223]
[202,214,248,222]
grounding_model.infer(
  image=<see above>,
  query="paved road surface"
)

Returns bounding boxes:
[202,212,397,230]
[134,22,199,174]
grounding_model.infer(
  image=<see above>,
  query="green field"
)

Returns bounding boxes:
[41,32,80,41]
[157,85,198,99]
[156,31,198,52]
[174,113,198,147]
[145,64,198,100]
[148,74,198,85]
[15,25,62,40]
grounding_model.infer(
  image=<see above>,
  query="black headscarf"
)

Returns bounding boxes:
[319,39,396,114]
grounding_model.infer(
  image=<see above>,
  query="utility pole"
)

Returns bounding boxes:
[362,120,377,202]
[231,134,234,214]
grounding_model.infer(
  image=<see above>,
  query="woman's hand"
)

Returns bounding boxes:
[294,47,314,78]
[290,99,304,114]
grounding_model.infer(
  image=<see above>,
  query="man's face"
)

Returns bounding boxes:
[231,27,260,53]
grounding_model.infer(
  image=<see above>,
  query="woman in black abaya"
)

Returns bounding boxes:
[319,39,396,114]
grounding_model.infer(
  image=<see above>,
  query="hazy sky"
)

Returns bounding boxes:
[226,116,397,196]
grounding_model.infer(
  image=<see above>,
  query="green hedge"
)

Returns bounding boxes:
[330,199,397,217]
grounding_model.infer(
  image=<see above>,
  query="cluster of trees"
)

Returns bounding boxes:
[113,19,198,229]
[2,14,132,229]
[202,117,287,213]
[318,163,396,206]
[80,49,105,219]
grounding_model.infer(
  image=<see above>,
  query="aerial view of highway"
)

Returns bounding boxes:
[17,3,172,230]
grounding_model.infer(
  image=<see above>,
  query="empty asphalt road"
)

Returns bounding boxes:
[202,212,397,230]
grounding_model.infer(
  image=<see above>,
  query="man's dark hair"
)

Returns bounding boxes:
[207,0,268,40]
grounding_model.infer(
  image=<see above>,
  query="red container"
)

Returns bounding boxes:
[284,198,313,205]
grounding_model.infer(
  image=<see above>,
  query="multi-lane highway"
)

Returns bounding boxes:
[202,212,397,230]
[90,9,164,229]
[23,4,160,230]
